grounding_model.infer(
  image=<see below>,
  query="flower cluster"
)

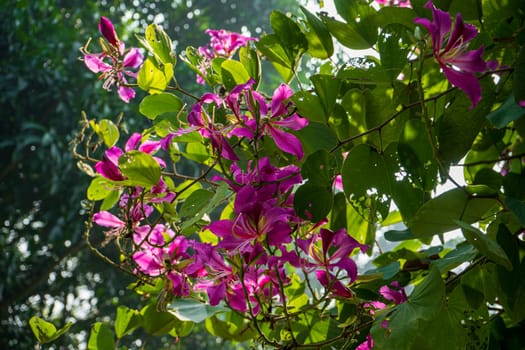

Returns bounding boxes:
[81,17,143,102]
[196,29,256,84]
[89,79,365,315]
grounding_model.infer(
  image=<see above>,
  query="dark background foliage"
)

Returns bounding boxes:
[0,0,302,348]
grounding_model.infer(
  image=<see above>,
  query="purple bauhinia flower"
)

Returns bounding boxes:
[228,79,309,159]
[415,1,488,107]
[82,17,143,102]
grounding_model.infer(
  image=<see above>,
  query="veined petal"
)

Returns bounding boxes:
[125,133,142,151]
[272,113,309,130]
[118,86,136,103]
[271,84,294,117]
[93,211,125,228]
[441,64,482,107]
[123,48,143,69]
[84,54,112,73]
[444,13,478,52]
[445,47,486,73]
[133,250,164,276]
[269,126,304,159]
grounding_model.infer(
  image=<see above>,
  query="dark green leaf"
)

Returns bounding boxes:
[180,189,214,218]
[310,74,341,118]
[301,149,338,186]
[293,182,333,222]
[514,46,525,104]
[487,95,525,128]
[456,220,512,270]
[139,93,183,120]
[300,6,334,58]
[409,188,499,239]
[140,304,177,336]
[270,10,308,59]
[504,196,525,226]
[437,83,495,163]
[321,16,372,50]
[378,24,412,81]
[292,91,326,123]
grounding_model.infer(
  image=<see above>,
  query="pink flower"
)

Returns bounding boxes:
[195,29,256,84]
[228,79,309,159]
[298,228,368,283]
[379,281,408,304]
[94,133,162,181]
[203,29,257,58]
[82,17,143,102]
[415,1,488,107]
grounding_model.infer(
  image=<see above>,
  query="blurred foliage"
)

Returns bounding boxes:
[0,0,302,348]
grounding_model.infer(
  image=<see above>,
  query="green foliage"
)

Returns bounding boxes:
[16,0,525,349]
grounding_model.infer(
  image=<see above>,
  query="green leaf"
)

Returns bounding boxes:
[504,196,525,226]
[300,6,334,58]
[433,242,477,273]
[205,313,256,342]
[437,83,495,163]
[139,93,183,120]
[398,118,437,191]
[293,183,333,222]
[30,316,71,344]
[88,322,115,350]
[296,122,338,157]
[372,266,445,349]
[119,150,161,188]
[487,95,525,128]
[140,304,178,336]
[221,59,251,90]
[115,305,142,339]
[321,16,372,50]
[239,46,260,84]
[180,189,214,218]
[377,24,412,81]
[87,176,114,201]
[167,299,227,323]
[342,144,395,219]
[496,224,525,323]
[255,34,291,68]
[139,24,176,65]
[373,6,417,28]
[310,74,341,118]
[137,58,172,94]
[409,188,499,239]
[292,91,326,123]
[456,220,512,270]
[301,149,338,186]
[270,10,308,60]
[93,119,119,147]
[180,182,230,231]
[513,44,525,104]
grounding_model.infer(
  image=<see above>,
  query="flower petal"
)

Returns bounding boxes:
[441,64,482,107]
[93,211,125,228]
[84,54,112,73]
[269,126,304,159]
[123,48,143,69]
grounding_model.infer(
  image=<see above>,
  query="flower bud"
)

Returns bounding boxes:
[99,16,119,47]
